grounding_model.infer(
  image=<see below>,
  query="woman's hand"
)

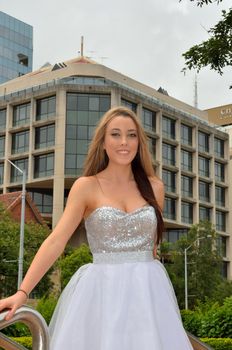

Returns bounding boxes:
[0,291,27,321]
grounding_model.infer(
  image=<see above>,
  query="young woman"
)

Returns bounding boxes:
[0,106,193,349]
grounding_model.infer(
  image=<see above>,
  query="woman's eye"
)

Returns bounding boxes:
[129,133,137,137]
[111,133,120,137]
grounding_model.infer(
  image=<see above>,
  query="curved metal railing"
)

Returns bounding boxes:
[0,306,49,350]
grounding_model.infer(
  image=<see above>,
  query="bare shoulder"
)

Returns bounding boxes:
[148,176,165,211]
[69,176,96,200]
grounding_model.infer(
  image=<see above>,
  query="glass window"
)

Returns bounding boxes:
[215,186,225,207]
[199,156,210,177]
[181,124,192,146]
[181,201,193,224]
[215,162,225,182]
[162,116,175,139]
[216,210,226,232]
[214,138,224,158]
[162,169,176,193]
[198,131,210,153]
[0,136,5,157]
[65,93,110,175]
[148,137,156,159]
[199,206,211,222]
[163,197,176,220]
[216,236,227,258]
[181,149,192,171]
[36,96,56,121]
[10,158,28,183]
[29,189,53,214]
[181,175,193,198]
[0,162,4,184]
[34,153,54,178]
[199,181,210,202]
[162,143,176,166]
[11,130,29,154]
[221,261,228,279]
[35,124,55,149]
[0,109,6,130]
[164,229,188,243]
[121,99,137,112]
[141,108,156,132]
[13,103,30,126]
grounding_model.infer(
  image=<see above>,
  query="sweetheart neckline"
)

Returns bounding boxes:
[85,204,153,222]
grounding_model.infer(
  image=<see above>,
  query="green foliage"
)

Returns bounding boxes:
[10,336,32,350]
[0,337,32,350]
[181,297,232,338]
[200,338,232,350]
[1,322,30,337]
[179,0,232,88]
[0,202,52,298]
[36,296,58,324]
[180,0,223,6]
[163,221,224,309]
[59,243,92,290]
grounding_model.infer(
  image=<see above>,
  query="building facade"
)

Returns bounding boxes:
[0,57,231,279]
[0,11,33,84]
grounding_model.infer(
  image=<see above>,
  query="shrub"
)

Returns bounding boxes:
[59,243,92,289]
[181,296,232,338]
[36,295,58,324]
[201,338,232,350]
[11,336,32,349]
[1,322,30,337]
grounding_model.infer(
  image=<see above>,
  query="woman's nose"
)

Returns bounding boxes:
[120,136,127,145]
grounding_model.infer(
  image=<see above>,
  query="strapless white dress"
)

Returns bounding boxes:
[49,205,193,349]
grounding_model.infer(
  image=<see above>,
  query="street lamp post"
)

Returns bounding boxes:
[7,159,26,289]
[184,235,212,310]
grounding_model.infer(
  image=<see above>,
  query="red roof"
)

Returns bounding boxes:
[0,191,46,226]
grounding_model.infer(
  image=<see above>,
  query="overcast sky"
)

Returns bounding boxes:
[1,0,231,110]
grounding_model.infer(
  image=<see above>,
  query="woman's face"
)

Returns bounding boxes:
[103,116,139,166]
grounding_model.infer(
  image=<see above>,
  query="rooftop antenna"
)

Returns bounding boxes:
[194,73,198,109]
[81,36,84,56]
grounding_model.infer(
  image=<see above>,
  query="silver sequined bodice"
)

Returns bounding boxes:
[85,205,157,263]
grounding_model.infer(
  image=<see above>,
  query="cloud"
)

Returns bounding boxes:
[1,0,231,109]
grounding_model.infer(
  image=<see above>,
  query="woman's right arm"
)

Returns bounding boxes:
[0,177,91,320]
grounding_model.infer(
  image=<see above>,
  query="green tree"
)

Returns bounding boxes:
[180,0,232,86]
[0,203,52,298]
[59,243,92,290]
[162,221,224,309]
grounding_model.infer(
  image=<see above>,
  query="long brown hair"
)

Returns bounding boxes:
[83,106,164,244]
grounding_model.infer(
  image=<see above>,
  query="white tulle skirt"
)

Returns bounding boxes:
[49,259,193,349]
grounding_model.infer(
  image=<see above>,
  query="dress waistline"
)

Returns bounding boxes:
[93,250,154,264]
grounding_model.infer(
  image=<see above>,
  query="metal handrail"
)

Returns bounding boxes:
[0,306,49,350]
[187,331,214,350]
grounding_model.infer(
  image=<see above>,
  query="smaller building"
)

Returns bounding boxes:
[0,11,33,84]
[0,191,46,225]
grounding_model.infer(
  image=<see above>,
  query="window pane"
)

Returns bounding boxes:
[65,93,110,175]
[13,103,30,126]
[36,96,56,121]
[162,143,176,166]
[181,124,192,146]
[162,116,175,139]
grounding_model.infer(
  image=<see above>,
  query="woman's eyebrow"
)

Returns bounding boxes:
[110,128,137,132]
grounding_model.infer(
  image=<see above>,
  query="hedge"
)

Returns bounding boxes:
[201,338,232,350]
[0,337,32,350]
[2,336,231,350]
[181,297,232,338]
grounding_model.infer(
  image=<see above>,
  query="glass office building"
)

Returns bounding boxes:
[0,56,231,279]
[0,11,33,84]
